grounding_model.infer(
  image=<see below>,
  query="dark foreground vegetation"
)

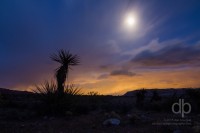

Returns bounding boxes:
[0,87,200,133]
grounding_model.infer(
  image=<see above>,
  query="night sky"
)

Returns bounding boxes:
[1,0,200,95]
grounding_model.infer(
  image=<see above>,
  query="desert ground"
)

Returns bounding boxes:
[0,88,200,133]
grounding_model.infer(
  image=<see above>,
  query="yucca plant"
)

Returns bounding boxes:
[33,49,81,115]
[34,82,82,98]
[50,50,80,95]
[34,81,82,115]
[34,81,57,95]
[34,81,58,103]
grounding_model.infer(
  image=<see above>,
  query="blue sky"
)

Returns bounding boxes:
[0,0,200,94]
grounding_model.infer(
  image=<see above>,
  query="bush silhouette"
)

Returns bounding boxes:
[136,88,146,108]
[34,81,82,115]
[150,90,162,102]
[186,88,200,112]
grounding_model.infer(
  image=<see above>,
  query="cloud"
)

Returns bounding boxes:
[110,70,136,77]
[131,41,200,67]
[97,69,136,80]
[106,40,121,53]
[125,38,182,56]
[97,74,109,80]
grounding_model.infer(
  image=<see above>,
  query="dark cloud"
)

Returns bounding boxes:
[131,43,200,67]
[110,70,136,77]
[97,69,136,79]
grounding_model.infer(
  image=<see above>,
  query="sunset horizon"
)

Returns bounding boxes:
[1,1,200,95]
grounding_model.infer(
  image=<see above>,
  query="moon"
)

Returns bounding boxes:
[124,13,138,28]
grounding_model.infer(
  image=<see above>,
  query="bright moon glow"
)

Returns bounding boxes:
[124,14,138,28]
[126,16,136,26]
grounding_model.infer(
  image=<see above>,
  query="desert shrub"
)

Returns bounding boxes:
[64,84,82,96]
[34,81,82,116]
[186,89,200,100]
[87,91,99,96]
[186,88,200,112]
[0,93,13,108]
[150,90,162,102]
[86,91,102,110]
[161,91,179,112]
[136,88,146,108]
[143,90,162,112]
[34,81,57,102]
[144,90,180,112]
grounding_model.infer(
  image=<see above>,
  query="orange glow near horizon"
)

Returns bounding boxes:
[14,68,200,95]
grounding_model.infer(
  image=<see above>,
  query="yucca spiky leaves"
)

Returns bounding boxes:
[50,49,80,94]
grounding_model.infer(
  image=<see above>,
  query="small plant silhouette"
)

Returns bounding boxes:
[50,50,80,95]
[35,81,82,98]
[87,91,99,96]
[64,84,82,96]
[150,90,161,102]
[34,81,82,115]
[35,81,57,97]
[136,88,146,107]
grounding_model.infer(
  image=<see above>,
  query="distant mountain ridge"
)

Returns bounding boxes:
[123,88,200,97]
[0,88,33,95]
[1,87,200,96]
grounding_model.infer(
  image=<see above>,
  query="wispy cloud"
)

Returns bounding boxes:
[131,40,200,68]
[110,69,136,77]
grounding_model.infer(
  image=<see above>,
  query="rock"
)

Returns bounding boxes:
[103,118,120,126]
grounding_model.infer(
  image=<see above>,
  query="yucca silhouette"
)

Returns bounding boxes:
[50,50,80,95]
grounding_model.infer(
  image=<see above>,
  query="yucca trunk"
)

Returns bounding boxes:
[56,66,67,95]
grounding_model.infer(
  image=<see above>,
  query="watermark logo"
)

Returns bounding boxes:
[172,99,191,118]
